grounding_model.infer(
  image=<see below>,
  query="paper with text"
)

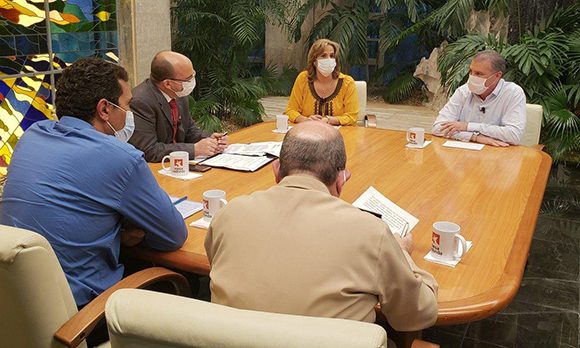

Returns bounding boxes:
[224,142,282,157]
[202,153,274,172]
[442,140,485,150]
[352,186,419,237]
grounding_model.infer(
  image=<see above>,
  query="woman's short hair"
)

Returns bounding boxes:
[306,38,341,81]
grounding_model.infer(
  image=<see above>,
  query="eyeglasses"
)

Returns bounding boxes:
[168,75,195,83]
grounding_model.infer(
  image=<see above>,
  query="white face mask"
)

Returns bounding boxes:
[106,101,135,142]
[467,74,495,95]
[316,58,336,77]
[172,77,196,98]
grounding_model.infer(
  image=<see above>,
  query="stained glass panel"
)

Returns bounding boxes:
[0,0,118,175]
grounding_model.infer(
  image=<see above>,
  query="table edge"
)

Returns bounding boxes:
[435,150,552,325]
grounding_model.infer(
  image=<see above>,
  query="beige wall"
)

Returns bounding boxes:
[118,0,172,87]
[265,6,323,72]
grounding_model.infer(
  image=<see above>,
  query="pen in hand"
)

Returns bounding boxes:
[217,132,228,147]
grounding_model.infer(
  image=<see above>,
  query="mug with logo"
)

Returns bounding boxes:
[431,221,467,261]
[276,114,289,133]
[406,127,425,147]
[203,190,228,220]
[161,151,189,176]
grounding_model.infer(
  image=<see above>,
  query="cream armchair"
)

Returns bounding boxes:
[0,224,191,348]
[106,288,388,348]
[355,81,377,127]
[521,103,543,148]
[106,289,440,348]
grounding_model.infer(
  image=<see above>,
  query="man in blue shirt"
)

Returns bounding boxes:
[0,58,188,307]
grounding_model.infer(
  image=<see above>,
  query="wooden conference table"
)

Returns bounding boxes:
[126,121,551,326]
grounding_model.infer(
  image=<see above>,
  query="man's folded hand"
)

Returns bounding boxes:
[121,228,145,247]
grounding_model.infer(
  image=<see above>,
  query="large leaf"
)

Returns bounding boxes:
[307,3,370,66]
[231,2,263,47]
[543,89,580,139]
[188,98,223,133]
[288,0,334,42]
[382,71,421,103]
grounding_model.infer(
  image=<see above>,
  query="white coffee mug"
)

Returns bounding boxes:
[161,151,189,176]
[203,189,228,220]
[431,221,467,261]
[276,114,289,132]
[406,127,425,147]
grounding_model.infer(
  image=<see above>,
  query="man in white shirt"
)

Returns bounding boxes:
[432,50,526,146]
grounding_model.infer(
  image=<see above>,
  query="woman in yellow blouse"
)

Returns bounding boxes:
[285,39,359,126]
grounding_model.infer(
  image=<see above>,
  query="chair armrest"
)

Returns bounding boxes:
[54,267,191,347]
[364,114,377,128]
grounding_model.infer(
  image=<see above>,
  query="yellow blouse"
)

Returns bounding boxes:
[285,71,359,126]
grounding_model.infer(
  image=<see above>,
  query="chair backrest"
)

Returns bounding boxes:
[355,81,367,125]
[0,224,83,348]
[106,289,388,348]
[521,103,543,147]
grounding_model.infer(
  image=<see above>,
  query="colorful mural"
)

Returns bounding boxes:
[0,0,118,175]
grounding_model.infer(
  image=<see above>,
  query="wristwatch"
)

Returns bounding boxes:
[471,132,480,141]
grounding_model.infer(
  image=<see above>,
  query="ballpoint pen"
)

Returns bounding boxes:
[172,196,187,205]
[401,222,410,238]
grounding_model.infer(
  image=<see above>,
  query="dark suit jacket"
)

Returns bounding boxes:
[129,79,209,162]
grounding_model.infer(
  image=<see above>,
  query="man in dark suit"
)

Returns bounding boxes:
[130,51,228,162]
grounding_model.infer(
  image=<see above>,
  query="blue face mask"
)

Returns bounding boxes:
[106,101,135,143]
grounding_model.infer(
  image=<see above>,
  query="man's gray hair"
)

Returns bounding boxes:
[473,50,507,74]
[279,130,346,186]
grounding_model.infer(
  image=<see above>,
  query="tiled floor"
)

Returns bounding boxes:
[260,97,580,347]
[422,163,580,348]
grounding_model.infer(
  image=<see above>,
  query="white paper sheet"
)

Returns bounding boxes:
[352,186,419,237]
[158,169,202,181]
[272,126,293,134]
[442,140,485,150]
[424,241,473,267]
[405,140,432,149]
[190,217,211,229]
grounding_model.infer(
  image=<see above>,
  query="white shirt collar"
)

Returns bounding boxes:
[160,89,173,103]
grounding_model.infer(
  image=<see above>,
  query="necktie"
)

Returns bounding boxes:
[169,99,179,143]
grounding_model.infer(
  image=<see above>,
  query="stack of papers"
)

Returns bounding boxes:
[352,186,419,237]
[224,142,282,157]
[201,141,281,172]
[201,153,274,172]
